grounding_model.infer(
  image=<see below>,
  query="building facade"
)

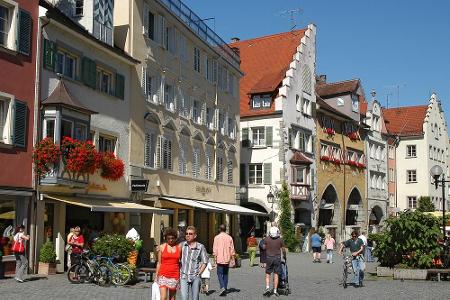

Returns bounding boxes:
[383,94,449,211]
[315,79,367,242]
[0,0,37,274]
[235,25,317,242]
[114,0,254,252]
[362,92,389,232]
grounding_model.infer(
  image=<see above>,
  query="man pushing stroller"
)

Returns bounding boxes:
[262,226,287,297]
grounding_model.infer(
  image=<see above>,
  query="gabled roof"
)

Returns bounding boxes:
[316,95,353,121]
[382,105,428,136]
[360,99,368,115]
[316,79,360,98]
[42,80,97,114]
[290,149,313,165]
[230,29,306,118]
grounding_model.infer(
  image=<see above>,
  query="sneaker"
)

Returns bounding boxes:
[219,288,227,296]
[273,290,280,297]
[16,279,24,283]
[263,288,271,297]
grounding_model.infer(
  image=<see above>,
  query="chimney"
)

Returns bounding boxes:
[316,74,327,84]
[230,37,240,43]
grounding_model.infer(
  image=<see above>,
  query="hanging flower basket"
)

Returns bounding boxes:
[320,155,330,161]
[332,158,341,165]
[348,132,359,141]
[324,128,335,136]
[100,152,125,181]
[33,138,61,176]
[61,137,102,175]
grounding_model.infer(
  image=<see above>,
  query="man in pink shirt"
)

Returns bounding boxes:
[213,224,235,296]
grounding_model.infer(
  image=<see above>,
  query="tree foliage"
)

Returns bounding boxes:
[370,211,441,268]
[278,182,299,252]
[416,196,435,212]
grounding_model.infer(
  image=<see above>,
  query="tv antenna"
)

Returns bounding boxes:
[385,92,393,108]
[383,83,406,107]
[278,8,303,31]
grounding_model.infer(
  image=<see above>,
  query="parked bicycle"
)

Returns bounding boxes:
[95,255,132,286]
[341,254,353,289]
[67,250,108,285]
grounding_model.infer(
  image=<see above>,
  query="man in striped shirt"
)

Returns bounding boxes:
[180,226,208,300]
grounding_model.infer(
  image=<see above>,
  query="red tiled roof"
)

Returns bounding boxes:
[382,105,428,136]
[360,99,368,115]
[316,79,360,98]
[290,149,313,165]
[230,29,306,118]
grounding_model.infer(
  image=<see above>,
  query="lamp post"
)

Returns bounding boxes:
[430,165,449,242]
[267,186,279,222]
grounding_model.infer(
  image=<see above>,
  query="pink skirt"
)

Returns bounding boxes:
[157,275,180,290]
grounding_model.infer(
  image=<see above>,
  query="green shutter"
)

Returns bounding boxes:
[82,57,97,88]
[288,128,292,148]
[241,128,249,147]
[115,73,125,99]
[311,101,317,118]
[265,126,273,146]
[240,163,246,186]
[13,100,27,148]
[43,39,56,70]
[18,9,32,56]
[264,163,272,185]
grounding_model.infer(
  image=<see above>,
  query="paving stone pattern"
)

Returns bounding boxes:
[0,253,448,300]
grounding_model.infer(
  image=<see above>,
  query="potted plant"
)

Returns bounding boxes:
[38,241,57,275]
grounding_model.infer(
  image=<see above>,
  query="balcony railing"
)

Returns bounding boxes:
[290,183,310,200]
[40,157,89,187]
[157,0,240,70]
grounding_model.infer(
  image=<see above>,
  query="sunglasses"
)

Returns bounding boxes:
[186,232,195,236]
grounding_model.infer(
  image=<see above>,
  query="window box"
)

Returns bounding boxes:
[324,127,335,136]
[347,132,359,141]
[320,155,330,162]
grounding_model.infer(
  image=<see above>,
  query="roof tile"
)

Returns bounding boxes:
[382,105,428,136]
[316,79,360,98]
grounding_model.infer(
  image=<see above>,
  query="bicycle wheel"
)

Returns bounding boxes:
[342,266,348,288]
[67,263,89,284]
[111,263,132,286]
[93,264,111,286]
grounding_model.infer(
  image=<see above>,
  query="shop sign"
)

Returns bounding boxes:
[131,180,149,192]
[196,186,211,195]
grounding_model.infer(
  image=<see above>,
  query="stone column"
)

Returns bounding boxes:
[54,202,66,273]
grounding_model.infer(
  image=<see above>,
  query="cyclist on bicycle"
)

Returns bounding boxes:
[339,230,365,287]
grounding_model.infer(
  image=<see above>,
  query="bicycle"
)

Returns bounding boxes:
[96,255,132,286]
[67,250,102,284]
[341,254,353,289]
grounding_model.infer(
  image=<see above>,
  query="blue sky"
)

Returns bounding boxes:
[183,0,450,116]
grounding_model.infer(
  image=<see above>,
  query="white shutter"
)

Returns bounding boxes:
[143,3,149,36]
[144,133,151,167]
[161,16,167,48]
[156,136,162,168]
[201,102,206,125]
[141,65,147,96]
[167,139,172,171]
[154,75,162,103]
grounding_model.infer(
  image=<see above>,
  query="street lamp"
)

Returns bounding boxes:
[430,165,448,242]
[267,186,279,222]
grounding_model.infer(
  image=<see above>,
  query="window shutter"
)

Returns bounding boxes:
[240,163,246,186]
[167,139,172,171]
[201,102,206,125]
[265,126,273,147]
[115,73,125,99]
[264,163,272,185]
[144,133,151,167]
[161,16,167,48]
[18,9,32,56]
[13,100,27,148]
[143,3,149,36]
[43,39,56,70]
[82,57,96,88]
[288,128,292,148]
[311,102,317,118]
[156,136,162,168]
[310,169,315,190]
[241,128,249,147]
[155,75,162,103]
[141,65,147,96]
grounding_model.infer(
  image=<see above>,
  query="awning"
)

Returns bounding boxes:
[44,195,172,214]
[159,196,267,216]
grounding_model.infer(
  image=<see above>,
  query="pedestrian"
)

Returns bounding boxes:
[263,227,286,297]
[339,230,365,287]
[12,225,29,283]
[259,233,267,268]
[200,258,215,295]
[358,231,368,260]
[68,226,84,270]
[324,233,336,263]
[155,228,181,300]
[247,232,258,267]
[66,227,75,269]
[180,226,208,300]
[366,238,374,262]
[213,224,236,296]
[310,229,322,263]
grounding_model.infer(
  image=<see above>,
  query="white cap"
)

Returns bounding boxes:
[269,226,279,238]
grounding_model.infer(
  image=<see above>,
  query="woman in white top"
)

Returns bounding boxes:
[13,225,29,282]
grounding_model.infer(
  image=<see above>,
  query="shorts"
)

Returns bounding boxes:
[265,256,281,274]
[312,247,321,253]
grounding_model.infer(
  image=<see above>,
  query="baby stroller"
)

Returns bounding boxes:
[278,260,290,295]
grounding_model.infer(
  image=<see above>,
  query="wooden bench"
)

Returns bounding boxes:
[428,269,450,281]
[137,267,156,282]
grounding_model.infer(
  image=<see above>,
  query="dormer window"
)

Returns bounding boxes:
[351,94,359,113]
[251,94,271,109]
[74,0,84,17]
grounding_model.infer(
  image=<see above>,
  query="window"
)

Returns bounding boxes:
[0,95,12,144]
[408,196,417,209]
[251,127,265,146]
[193,100,201,124]
[227,159,233,184]
[407,170,417,183]
[61,119,73,140]
[96,68,112,94]
[251,95,271,109]
[249,164,263,185]
[205,151,213,180]
[74,0,84,16]
[162,137,172,171]
[0,4,9,47]
[337,97,344,106]
[371,174,376,189]
[44,119,55,140]
[164,83,175,111]
[302,98,311,116]
[206,107,214,130]
[388,145,395,159]
[406,145,416,158]
[178,141,187,175]
[293,167,307,184]
[351,95,359,113]
[216,156,223,182]
[98,134,116,153]
[0,1,19,51]
[192,148,200,178]
[56,50,77,79]
[228,117,235,139]
[147,11,155,40]
[74,123,87,141]
[194,47,201,72]
[144,132,156,168]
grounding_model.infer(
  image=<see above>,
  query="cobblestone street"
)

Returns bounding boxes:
[0,253,448,300]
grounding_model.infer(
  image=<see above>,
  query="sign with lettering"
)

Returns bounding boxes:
[131,180,149,192]
[196,186,212,195]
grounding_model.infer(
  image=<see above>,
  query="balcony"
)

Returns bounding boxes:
[290,183,310,200]
[40,157,89,187]
[157,0,240,70]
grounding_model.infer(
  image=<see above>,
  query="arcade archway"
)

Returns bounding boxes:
[346,188,362,225]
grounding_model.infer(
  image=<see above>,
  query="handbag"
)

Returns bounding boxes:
[12,234,25,253]
[151,281,160,300]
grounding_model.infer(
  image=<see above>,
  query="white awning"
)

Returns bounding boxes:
[44,195,172,214]
[197,201,268,216]
[159,196,225,212]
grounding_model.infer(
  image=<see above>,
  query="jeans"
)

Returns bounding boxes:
[326,249,333,263]
[366,247,373,262]
[216,264,229,290]
[15,253,28,280]
[351,256,364,285]
[180,276,201,300]
[248,246,257,266]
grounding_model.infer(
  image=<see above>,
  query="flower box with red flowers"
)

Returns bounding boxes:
[33,138,61,176]
[320,155,330,161]
[100,152,125,181]
[348,132,359,141]
[332,158,341,165]
[357,162,365,168]
[61,137,102,175]
[347,160,357,167]
[324,128,335,136]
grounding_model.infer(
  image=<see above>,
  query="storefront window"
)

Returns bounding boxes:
[0,198,28,256]
[44,203,54,242]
